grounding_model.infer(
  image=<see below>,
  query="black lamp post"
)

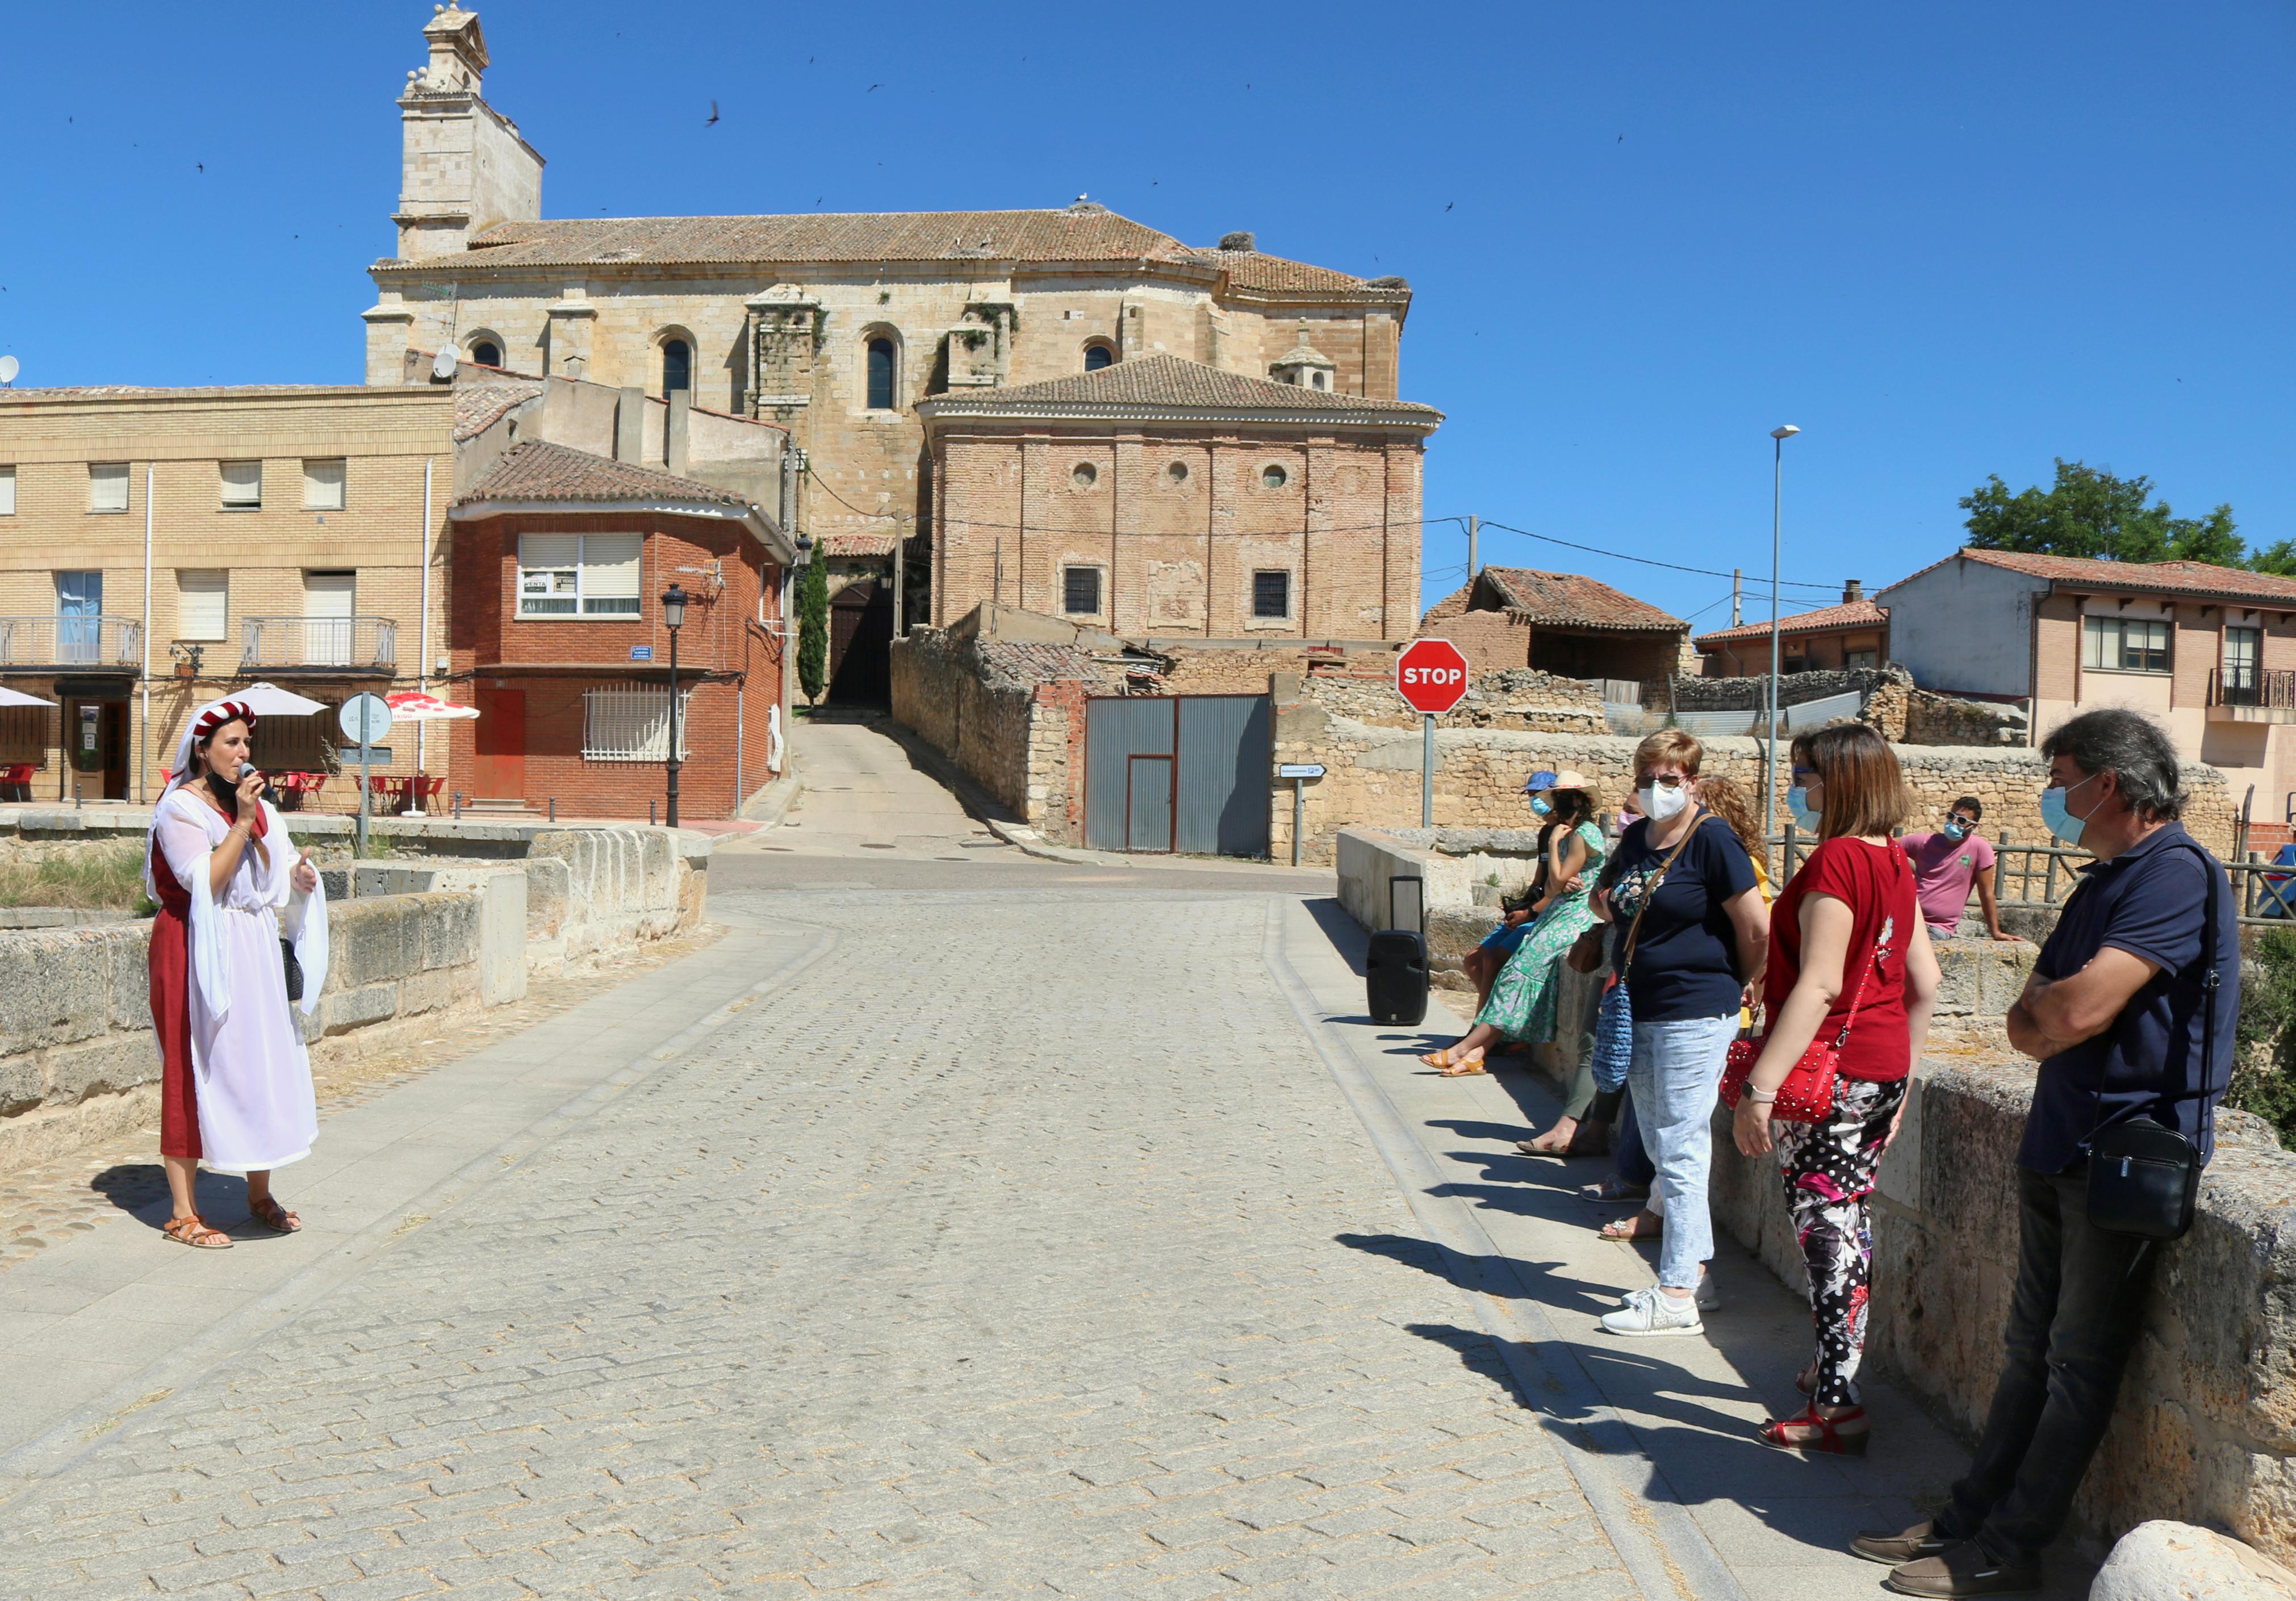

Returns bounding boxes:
[661,582,687,827]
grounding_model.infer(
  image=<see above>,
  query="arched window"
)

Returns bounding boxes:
[662,338,692,395]
[1082,342,1116,373]
[866,337,897,409]
[469,338,502,369]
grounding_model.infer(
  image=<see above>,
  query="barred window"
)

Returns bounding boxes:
[1062,566,1101,616]
[518,533,642,617]
[1252,569,1291,620]
[582,687,693,762]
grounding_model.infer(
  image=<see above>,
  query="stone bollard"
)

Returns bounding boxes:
[2090,1521,2296,1600]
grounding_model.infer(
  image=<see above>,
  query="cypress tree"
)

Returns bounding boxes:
[796,555,829,705]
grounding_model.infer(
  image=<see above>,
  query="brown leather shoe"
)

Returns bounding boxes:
[1885,1541,2041,1598]
[1851,1521,1952,1566]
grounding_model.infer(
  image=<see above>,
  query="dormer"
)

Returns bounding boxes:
[1268,321,1338,392]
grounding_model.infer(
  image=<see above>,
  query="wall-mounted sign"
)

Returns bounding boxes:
[1277,763,1326,780]
[630,645,654,661]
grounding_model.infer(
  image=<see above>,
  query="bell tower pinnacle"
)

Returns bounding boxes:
[391,5,543,261]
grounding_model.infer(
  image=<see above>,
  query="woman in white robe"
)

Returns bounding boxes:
[147,698,328,1248]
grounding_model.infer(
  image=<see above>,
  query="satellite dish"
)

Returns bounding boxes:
[0,356,18,386]
[430,347,458,381]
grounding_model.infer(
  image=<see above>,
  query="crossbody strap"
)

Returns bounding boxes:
[2084,837,2227,1142]
[1619,811,1704,980]
[1824,841,1906,1050]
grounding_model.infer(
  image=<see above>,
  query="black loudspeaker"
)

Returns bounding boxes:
[1366,930,1430,1026]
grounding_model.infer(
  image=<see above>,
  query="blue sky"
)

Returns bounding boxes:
[3,2,2290,627]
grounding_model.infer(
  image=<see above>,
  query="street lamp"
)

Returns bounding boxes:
[661,582,687,827]
[1764,425,1801,842]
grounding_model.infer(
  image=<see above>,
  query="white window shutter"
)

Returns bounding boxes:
[0,466,14,516]
[177,570,228,641]
[302,459,346,511]
[220,461,262,507]
[89,463,129,512]
[583,534,642,603]
[521,533,580,572]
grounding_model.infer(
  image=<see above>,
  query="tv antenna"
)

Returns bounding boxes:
[0,356,18,387]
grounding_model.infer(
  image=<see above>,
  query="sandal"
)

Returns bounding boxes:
[1598,1209,1664,1242]
[1516,1119,1580,1156]
[1578,1176,1650,1205]
[248,1195,302,1234]
[1436,1054,1489,1077]
[1758,1404,1868,1456]
[162,1215,232,1250]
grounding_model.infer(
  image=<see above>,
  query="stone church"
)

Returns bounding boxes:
[363,5,1438,670]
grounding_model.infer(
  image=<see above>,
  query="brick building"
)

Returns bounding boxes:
[1419,568,1689,688]
[916,355,1439,639]
[360,7,1419,672]
[445,442,797,820]
[0,384,454,804]
[1693,583,1889,676]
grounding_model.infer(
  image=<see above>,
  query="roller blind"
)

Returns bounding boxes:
[89,463,129,513]
[582,533,641,614]
[220,461,262,508]
[0,466,14,516]
[177,570,227,641]
[302,459,346,511]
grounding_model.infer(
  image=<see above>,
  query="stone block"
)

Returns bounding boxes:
[106,925,154,1032]
[415,891,481,972]
[0,1054,41,1117]
[325,897,408,991]
[2090,1521,2296,1600]
[41,1031,162,1103]
[321,981,398,1036]
[0,929,114,1054]
[396,964,470,1017]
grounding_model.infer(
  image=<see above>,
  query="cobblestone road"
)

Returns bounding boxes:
[0,887,1634,1600]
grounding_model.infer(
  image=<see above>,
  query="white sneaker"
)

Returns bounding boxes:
[1600,1286,1704,1337]
[1695,1274,1721,1313]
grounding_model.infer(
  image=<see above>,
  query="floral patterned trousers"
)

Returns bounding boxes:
[1773,1075,1908,1407]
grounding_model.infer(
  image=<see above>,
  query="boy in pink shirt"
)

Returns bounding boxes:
[1898,796,2015,942]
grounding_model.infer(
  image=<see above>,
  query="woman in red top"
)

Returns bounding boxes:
[1734,722,1940,1455]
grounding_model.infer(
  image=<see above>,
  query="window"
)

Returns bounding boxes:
[1071,462,1098,488]
[1253,570,1291,620]
[302,459,346,511]
[1260,464,1289,490]
[177,570,228,641]
[2223,625,2262,703]
[518,533,642,617]
[57,571,102,663]
[662,338,692,395]
[1083,342,1115,372]
[88,462,129,513]
[865,337,896,409]
[1311,370,1327,390]
[2083,615,2170,673]
[1844,647,1877,669]
[220,460,262,509]
[469,338,503,368]
[304,571,354,666]
[0,465,13,515]
[1165,461,1189,485]
[582,686,692,761]
[1063,566,1102,616]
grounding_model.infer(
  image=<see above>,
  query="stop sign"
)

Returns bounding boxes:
[1395,638,1470,715]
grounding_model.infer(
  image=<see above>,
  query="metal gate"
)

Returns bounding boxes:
[1084,694,1272,857]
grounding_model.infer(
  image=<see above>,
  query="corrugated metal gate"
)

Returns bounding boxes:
[1084,695,1272,857]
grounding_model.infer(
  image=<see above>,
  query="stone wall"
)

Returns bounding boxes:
[889,624,1121,833]
[1299,667,1607,733]
[1908,688,2031,747]
[1668,665,1908,711]
[1274,720,2235,864]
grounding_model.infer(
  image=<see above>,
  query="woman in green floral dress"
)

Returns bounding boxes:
[1425,783,1606,1075]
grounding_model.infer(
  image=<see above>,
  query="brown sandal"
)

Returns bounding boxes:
[162,1215,232,1249]
[248,1195,301,1234]
[1599,1209,1664,1242]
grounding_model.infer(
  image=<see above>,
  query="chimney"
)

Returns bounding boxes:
[1843,578,1864,604]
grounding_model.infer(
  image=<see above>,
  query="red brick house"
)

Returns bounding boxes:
[445,441,799,818]
[1693,584,1888,676]
[1419,567,1688,686]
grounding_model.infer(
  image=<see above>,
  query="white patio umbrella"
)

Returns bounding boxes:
[0,686,56,708]
[233,681,331,717]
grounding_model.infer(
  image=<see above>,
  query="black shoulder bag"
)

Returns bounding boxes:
[2084,841,2224,1241]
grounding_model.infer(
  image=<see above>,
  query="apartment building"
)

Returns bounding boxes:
[0,385,453,804]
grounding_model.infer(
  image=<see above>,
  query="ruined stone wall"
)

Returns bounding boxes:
[1907,688,2031,747]
[1299,667,1606,733]
[889,626,1118,829]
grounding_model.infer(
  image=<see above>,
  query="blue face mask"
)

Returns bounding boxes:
[1528,794,1553,817]
[2040,775,2101,847]
[1787,785,1822,833]
[1942,819,1969,842]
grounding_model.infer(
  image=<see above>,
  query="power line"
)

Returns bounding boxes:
[1476,519,1842,593]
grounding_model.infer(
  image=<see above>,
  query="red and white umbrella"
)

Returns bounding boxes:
[385,691,480,721]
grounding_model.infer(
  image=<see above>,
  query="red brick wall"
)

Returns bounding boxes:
[444,509,786,818]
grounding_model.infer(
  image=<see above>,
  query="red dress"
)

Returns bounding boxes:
[148,837,200,1159]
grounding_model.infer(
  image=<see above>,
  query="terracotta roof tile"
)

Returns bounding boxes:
[1470,568,1686,633]
[455,441,751,508]
[817,531,901,559]
[1695,599,1888,646]
[917,353,1441,422]
[1892,547,2296,606]
[1187,248,1396,296]
[452,378,545,442]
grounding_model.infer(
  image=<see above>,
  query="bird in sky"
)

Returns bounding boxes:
[868,83,881,92]
[705,99,720,126]
[196,162,204,172]
[1445,202,1454,211]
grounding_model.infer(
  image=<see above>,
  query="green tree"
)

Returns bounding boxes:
[1961,459,2243,567]
[796,554,829,706]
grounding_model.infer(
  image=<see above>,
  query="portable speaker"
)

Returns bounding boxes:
[1366,930,1430,1026]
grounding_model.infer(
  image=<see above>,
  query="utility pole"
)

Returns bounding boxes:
[1764,428,1800,826]
[1467,514,1479,583]
[994,538,1003,611]
[1732,567,1742,628]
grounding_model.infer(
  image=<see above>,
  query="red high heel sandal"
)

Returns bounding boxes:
[1758,1404,1868,1456]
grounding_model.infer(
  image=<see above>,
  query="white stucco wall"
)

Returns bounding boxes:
[1881,557,2042,697]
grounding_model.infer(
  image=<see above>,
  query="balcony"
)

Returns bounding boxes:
[239,616,397,676]
[0,616,143,673]
[2208,667,2296,724]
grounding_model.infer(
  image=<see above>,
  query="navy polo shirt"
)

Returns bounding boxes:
[2018,822,2239,1173]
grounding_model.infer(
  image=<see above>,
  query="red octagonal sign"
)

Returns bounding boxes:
[1395,637,1471,716]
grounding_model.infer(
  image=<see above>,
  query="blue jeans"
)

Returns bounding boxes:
[1625,1012,1737,1289]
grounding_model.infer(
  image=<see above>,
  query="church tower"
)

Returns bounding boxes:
[391,5,543,261]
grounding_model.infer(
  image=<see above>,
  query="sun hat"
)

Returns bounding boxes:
[1525,768,1592,794]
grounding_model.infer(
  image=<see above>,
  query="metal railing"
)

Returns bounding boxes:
[0,615,143,670]
[239,616,396,672]
[2209,666,2296,710]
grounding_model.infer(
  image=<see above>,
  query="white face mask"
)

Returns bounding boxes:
[1637,781,1689,822]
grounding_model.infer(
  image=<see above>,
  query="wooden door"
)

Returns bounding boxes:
[472,685,526,799]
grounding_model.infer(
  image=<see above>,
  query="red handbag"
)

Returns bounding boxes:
[1721,919,1891,1125]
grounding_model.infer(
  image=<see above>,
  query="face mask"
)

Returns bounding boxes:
[2040,775,2101,848]
[1787,785,1822,833]
[1528,795,1553,817]
[1637,782,1688,822]
[1942,819,1969,842]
